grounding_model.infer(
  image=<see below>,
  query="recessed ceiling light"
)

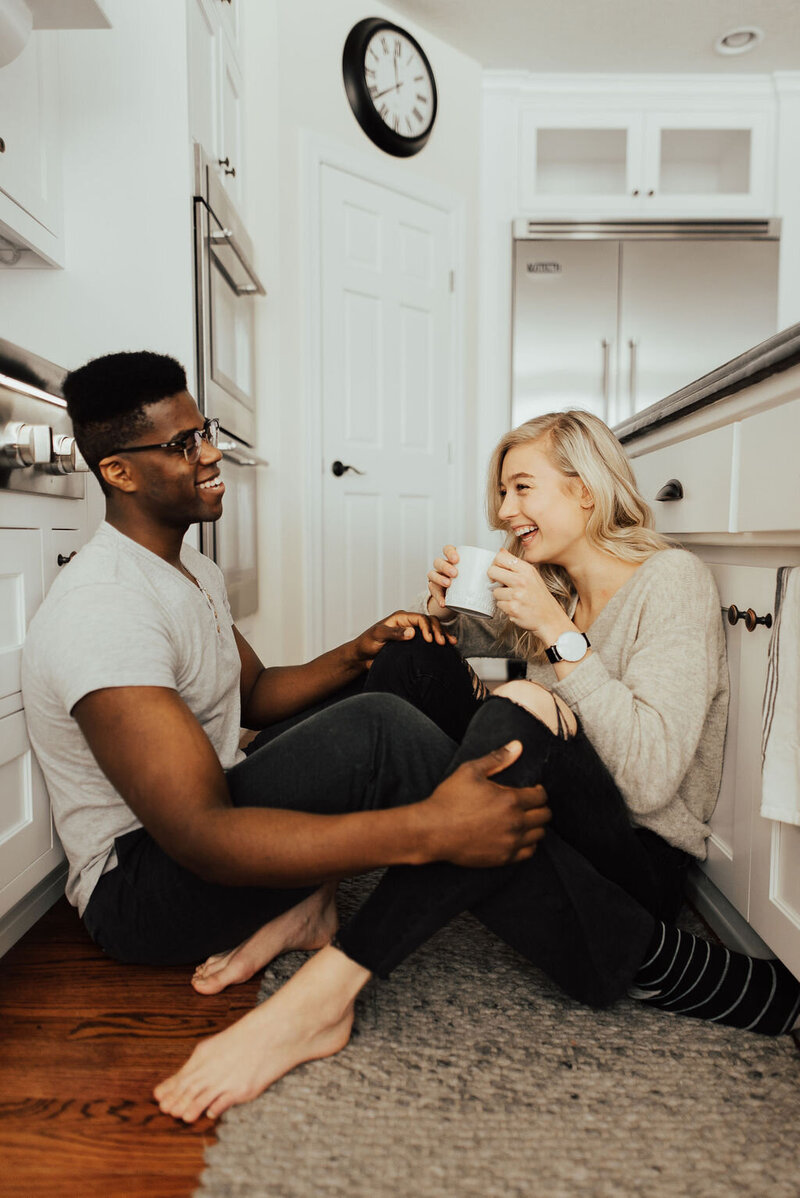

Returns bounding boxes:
[714,26,764,55]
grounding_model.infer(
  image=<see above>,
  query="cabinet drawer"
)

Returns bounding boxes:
[737,398,800,532]
[0,708,61,918]
[631,424,734,534]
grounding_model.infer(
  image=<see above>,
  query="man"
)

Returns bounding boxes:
[22,350,549,995]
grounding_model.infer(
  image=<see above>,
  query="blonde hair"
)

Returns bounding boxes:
[485,409,672,662]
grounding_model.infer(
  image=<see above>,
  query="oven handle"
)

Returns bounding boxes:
[219,440,269,468]
[209,227,267,296]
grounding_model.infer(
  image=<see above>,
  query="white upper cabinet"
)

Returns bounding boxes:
[518,89,775,217]
[187,0,244,209]
[0,29,62,264]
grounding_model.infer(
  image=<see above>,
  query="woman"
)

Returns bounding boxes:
[155,411,800,1122]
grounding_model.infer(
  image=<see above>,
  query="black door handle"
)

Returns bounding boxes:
[331,460,365,477]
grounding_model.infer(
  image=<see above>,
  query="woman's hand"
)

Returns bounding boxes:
[352,610,456,668]
[427,545,459,618]
[488,549,571,643]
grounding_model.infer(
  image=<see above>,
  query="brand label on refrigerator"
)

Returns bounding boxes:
[527,261,562,275]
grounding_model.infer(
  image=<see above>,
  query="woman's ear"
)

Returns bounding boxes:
[579,482,594,511]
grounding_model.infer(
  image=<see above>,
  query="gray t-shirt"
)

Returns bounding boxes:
[22,522,244,915]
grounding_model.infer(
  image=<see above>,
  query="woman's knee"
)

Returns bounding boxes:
[493,680,577,739]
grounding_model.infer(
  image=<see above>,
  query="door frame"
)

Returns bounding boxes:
[301,133,467,655]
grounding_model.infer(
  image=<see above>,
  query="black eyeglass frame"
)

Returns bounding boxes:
[107,418,220,463]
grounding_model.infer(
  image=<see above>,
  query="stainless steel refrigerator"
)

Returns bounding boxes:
[511,220,780,429]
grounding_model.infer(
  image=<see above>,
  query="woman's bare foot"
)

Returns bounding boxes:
[192,883,339,995]
[155,945,370,1122]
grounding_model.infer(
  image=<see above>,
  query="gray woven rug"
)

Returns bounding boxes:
[198,875,799,1198]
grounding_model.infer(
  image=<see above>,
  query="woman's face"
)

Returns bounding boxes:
[497,439,592,568]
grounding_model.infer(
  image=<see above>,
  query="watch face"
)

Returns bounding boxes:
[363,29,435,140]
[343,19,438,158]
[557,631,589,662]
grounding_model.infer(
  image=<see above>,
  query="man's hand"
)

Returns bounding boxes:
[418,740,551,867]
[351,609,456,668]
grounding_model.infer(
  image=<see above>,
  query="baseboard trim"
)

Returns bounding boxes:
[0,867,67,959]
[685,865,774,958]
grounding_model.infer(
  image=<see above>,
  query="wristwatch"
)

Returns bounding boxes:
[545,630,591,664]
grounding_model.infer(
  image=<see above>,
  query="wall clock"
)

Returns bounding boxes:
[342,17,438,158]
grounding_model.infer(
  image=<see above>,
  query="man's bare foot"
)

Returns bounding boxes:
[192,883,338,995]
[155,945,371,1122]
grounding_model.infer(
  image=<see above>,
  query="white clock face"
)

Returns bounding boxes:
[363,30,434,139]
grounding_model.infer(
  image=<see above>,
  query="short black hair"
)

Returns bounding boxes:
[63,351,187,493]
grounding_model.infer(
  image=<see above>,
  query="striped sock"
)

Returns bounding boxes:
[629,922,800,1036]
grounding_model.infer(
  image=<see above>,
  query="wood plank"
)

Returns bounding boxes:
[0,897,263,1195]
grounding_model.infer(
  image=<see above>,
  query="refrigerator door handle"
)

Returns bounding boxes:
[601,339,611,420]
[628,338,638,412]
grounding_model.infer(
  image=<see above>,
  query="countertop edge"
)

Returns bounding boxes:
[614,321,800,444]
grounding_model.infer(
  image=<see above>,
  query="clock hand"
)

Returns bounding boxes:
[372,81,404,99]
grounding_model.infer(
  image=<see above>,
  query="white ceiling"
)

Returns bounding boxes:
[387,0,800,73]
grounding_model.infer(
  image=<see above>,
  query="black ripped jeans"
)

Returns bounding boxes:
[333,639,689,1006]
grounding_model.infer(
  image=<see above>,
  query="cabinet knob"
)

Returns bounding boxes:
[0,138,5,153]
[725,604,773,632]
[647,189,655,197]
[654,478,684,502]
[218,156,237,177]
[632,188,639,196]
[57,551,77,567]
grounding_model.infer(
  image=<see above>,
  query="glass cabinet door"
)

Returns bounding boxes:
[643,112,773,215]
[518,111,644,213]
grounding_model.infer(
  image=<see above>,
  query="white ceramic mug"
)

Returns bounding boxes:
[445,546,498,617]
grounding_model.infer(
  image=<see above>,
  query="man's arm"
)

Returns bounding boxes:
[234,611,454,729]
[72,686,550,887]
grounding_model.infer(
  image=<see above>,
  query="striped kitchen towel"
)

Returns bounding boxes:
[761,566,800,825]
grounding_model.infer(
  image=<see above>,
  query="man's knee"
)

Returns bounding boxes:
[494,680,577,738]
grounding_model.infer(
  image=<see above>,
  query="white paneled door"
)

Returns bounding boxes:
[319,165,456,647]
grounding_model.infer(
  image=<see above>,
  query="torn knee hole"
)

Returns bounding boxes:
[494,680,577,740]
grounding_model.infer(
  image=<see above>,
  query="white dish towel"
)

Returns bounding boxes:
[761,566,800,825]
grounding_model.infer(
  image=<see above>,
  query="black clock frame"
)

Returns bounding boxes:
[342,17,438,158]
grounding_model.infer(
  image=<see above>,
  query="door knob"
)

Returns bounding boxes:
[331,460,365,477]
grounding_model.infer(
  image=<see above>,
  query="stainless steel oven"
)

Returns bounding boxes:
[206,431,265,622]
[193,145,267,620]
[193,144,265,444]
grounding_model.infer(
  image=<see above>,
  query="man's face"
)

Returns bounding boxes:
[108,391,225,527]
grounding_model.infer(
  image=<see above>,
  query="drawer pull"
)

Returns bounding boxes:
[725,604,773,632]
[655,478,684,502]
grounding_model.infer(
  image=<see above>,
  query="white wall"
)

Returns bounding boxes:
[241,0,482,665]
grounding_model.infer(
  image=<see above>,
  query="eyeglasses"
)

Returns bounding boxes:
[110,418,220,464]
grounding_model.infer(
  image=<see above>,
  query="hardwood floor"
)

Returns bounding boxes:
[0,897,261,1196]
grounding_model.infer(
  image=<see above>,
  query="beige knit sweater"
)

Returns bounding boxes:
[421,548,729,859]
